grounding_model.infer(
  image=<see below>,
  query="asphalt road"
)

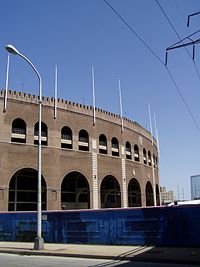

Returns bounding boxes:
[0,253,198,267]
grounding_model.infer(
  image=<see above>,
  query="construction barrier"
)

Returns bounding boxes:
[0,205,200,246]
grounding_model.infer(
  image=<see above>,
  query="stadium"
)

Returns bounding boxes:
[0,89,160,211]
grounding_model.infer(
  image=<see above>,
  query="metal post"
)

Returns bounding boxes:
[5,45,44,250]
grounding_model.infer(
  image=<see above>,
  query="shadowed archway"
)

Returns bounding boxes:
[146,181,154,206]
[128,178,142,207]
[101,175,121,208]
[61,171,90,210]
[9,168,46,211]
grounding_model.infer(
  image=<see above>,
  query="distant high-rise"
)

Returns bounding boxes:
[191,175,200,200]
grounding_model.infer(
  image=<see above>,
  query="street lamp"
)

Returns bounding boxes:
[5,44,44,250]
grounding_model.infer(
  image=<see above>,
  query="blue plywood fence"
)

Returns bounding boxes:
[0,205,200,246]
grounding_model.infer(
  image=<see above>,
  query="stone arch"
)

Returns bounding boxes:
[128,178,142,207]
[8,168,47,211]
[100,175,121,208]
[61,171,90,210]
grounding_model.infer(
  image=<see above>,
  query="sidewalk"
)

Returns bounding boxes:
[0,242,200,265]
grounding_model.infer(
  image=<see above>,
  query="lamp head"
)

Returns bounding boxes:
[5,44,19,55]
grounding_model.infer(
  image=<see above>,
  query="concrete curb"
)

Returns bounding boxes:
[0,248,200,265]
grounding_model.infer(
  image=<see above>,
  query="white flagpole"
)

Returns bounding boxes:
[154,113,160,156]
[92,65,96,126]
[154,113,161,205]
[118,79,124,133]
[4,54,10,113]
[54,65,58,119]
[148,103,156,206]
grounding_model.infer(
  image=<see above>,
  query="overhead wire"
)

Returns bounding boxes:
[103,0,200,132]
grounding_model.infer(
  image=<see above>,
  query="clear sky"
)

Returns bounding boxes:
[1,0,200,200]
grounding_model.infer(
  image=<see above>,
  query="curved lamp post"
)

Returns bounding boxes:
[5,44,44,250]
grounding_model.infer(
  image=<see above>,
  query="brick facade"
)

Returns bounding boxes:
[0,90,160,211]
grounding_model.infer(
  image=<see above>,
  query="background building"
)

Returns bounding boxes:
[191,175,200,200]
[0,90,160,211]
[160,186,174,205]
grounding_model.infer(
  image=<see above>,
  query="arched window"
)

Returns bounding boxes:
[125,141,132,160]
[61,126,72,149]
[111,137,119,157]
[78,129,89,151]
[134,145,139,162]
[9,168,46,211]
[61,171,90,210]
[156,184,160,206]
[99,134,107,154]
[148,151,152,166]
[143,148,147,164]
[100,175,121,208]
[34,122,48,146]
[153,154,156,168]
[146,181,154,206]
[128,178,141,207]
[155,156,158,168]
[11,118,26,143]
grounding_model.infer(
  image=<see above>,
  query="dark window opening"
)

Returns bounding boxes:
[126,141,132,160]
[34,122,48,146]
[99,134,107,154]
[61,126,73,149]
[134,145,139,162]
[143,148,147,164]
[11,118,26,143]
[111,137,119,157]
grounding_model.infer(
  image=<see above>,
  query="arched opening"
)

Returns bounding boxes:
[125,141,132,160]
[156,184,160,206]
[111,137,119,157]
[153,154,156,168]
[143,148,147,164]
[148,151,152,166]
[128,178,141,207]
[155,156,158,168]
[61,171,90,210]
[146,181,154,206]
[99,134,107,154]
[100,175,121,208]
[78,129,89,151]
[34,122,48,146]
[61,126,73,149]
[134,145,139,162]
[8,168,47,211]
[11,118,26,143]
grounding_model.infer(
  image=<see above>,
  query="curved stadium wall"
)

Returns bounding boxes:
[0,90,160,211]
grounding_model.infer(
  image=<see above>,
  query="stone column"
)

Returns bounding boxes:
[121,145,127,208]
[91,139,98,209]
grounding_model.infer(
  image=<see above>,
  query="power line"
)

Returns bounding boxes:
[103,0,200,132]
[103,0,164,66]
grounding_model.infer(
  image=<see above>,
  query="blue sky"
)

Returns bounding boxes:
[1,0,200,200]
